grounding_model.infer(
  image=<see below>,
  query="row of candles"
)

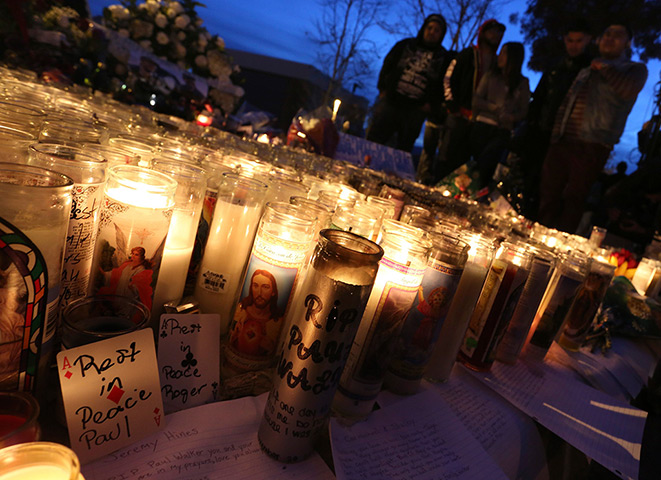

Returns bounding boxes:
[0,65,625,467]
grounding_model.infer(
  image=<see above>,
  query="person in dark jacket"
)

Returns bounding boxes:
[436,19,506,180]
[470,42,530,189]
[519,19,593,218]
[538,23,648,233]
[366,14,450,153]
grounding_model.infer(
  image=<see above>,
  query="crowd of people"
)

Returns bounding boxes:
[366,14,651,241]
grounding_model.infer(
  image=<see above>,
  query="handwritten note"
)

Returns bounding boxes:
[469,355,648,480]
[158,314,220,413]
[82,394,335,480]
[57,329,164,464]
[330,390,508,480]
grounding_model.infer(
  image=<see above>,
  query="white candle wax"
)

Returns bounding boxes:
[152,210,198,313]
[0,464,71,480]
[425,261,489,382]
[195,199,263,332]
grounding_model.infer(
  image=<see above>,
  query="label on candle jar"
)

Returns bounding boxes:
[460,259,507,357]
[387,260,463,381]
[57,329,164,463]
[258,272,371,462]
[90,198,173,312]
[338,258,426,400]
[61,184,103,307]
[223,239,307,375]
[0,217,48,392]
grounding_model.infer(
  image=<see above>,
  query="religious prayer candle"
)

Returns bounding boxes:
[522,252,589,360]
[459,242,533,372]
[558,254,616,351]
[89,166,177,314]
[0,163,72,392]
[424,234,495,383]
[384,231,468,394]
[222,202,316,388]
[27,144,107,308]
[151,161,208,324]
[258,230,383,463]
[496,247,556,364]
[332,229,431,419]
[330,205,380,241]
[194,173,268,331]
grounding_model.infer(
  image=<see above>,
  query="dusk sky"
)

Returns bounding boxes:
[88,0,660,171]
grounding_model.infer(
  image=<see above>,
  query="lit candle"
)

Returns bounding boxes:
[558,254,616,351]
[89,166,177,313]
[151,161,207,323]
[495,247,556,364]
[458,241,533,372]
[258,229,383,462]
[522,251,590,359]
[384,231,468,394]
[424,233,495,382]
[28,144,107,308]
[332,228,431,419]
[0,442,83,480]
[222,202,316,391]
[0,163,72,392]
[194,173,268,331]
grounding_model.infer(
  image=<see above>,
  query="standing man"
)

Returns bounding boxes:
[521,20,593,218]
[366,14,450,153]
[437,19,506,180]
[538,24,647,233]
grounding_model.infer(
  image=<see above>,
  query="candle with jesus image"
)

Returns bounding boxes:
[221,202,316,397]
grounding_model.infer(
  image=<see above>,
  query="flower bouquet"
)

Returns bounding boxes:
[103,1,234,82]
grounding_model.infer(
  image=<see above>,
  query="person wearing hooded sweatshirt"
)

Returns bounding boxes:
[436,19,506,180]
[366,14,451,153]
[470,41,530,189]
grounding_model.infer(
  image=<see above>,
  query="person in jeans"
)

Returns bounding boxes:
[436,19,506,181]
[366,14,451,153]
[470,42,530,189]
[538,23,647,233]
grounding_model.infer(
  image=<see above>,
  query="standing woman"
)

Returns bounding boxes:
[470,42,530,189]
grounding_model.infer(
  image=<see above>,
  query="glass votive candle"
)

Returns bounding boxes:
[0,125,35,163]
[60,295,150,349]
[0,442,82,480]
[0,392,40,448]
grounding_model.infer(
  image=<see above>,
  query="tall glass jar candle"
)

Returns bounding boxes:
[332,230,431,419]
[28,144,107,307]
[458,241,533,371]
[0,163,72,392]
[89,166,177,313]
[223,203,316,390]
[258,230,383,463]
[522,252,590,359]
[151,161,208,324]
[496,247,556,364]
[384,232,468,394]
[0,126,35,163]
[194,173,268,330]
[558,254,616,351]
[425,233,495,382]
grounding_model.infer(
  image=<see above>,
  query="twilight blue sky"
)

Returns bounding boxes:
[89,0,660,171]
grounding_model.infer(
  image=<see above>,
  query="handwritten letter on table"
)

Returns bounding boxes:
[82,394,335,480]
[330,390,508,480]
